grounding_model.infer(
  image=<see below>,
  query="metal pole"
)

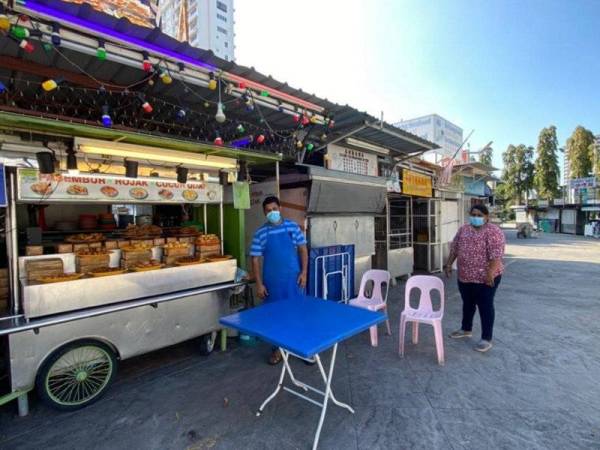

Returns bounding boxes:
[275,161,280,197]
[203,204,207,234]
[219,201,224,255]
[7,173,19,315]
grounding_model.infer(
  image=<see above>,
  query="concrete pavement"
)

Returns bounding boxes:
[1,231,599,449]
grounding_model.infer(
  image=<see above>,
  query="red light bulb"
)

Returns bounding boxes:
[141,101,153,113]
[256,134,265,144]
[214,137,224,146]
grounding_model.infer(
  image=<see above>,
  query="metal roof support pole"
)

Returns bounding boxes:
[276,160,280,197]
[7,172,20,316]
[302,124,369,164]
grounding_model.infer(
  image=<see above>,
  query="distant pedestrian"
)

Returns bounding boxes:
[444,204,505,352]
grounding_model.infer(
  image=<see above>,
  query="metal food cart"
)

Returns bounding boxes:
[0,141,278,416]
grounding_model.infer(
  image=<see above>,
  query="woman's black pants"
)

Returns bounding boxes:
[458,276,502,341]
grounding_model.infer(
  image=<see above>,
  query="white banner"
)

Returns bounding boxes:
[327,144,378,177]
[17,169,223,204]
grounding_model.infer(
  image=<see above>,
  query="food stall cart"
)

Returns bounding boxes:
[0,139,279,416]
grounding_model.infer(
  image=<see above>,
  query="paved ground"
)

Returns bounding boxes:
[1,231,600,449]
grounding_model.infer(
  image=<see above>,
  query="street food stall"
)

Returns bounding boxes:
[0,137,279,415]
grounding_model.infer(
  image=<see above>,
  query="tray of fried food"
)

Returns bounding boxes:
[174,256,208,266]
[130,259,163,272]
[37,273,85,284]
[196,233,220,243]
[76,247,112,256]
[120,242,153,252]
[170,226,199,237]
[65,233,106,243]
[122,224,162,238]
[207,255,233,262]
[87,267,128,277]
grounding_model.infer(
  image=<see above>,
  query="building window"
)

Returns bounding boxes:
[217,1,228,12]
[217,13,227,21]
[217,26,227,34]
[224,41,228,48]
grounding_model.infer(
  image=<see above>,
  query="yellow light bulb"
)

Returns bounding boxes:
[208,79,217,90]
[42,79,58,92]
[0,15,10,32]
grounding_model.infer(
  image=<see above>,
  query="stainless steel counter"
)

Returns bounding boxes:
[21,259,237,318]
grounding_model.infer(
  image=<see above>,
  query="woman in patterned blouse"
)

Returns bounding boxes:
[444,204,506,352]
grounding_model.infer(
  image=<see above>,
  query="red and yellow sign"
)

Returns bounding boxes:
[402,169,432,197]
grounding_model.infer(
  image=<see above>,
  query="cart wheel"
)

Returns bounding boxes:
[199,331,218,356]
[36,339,118,411]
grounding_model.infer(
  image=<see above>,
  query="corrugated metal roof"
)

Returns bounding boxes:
[14,0,440,156]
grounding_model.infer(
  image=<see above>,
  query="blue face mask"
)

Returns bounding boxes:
[470,216,485,227]
[266,210,281,224]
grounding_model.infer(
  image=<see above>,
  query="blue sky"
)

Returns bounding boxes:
[236,0,599,173]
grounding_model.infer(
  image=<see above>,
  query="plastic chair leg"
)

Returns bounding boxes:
[384,306,392,335]
[433,320,445,365]
[399,317,407,356]
[412,322,419,344]
[369,325,378,347]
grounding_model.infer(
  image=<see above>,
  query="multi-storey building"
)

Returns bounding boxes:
[159,0,235,61]
[395,114,463,164]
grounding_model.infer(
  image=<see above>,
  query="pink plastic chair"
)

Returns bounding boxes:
[399,275,445,365]
[349,270,391,347]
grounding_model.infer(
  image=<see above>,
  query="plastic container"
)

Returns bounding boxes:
[239,334,258,347]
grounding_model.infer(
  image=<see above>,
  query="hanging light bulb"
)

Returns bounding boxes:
[101,104,112,128]
[293,114,300,123]
[51,22,61,46]
[215,102,226,123]
[203,101,210,108]
[238,81,246,90]
[236,124,245,134]
[310,115,319,124]
[301,115,310,126]
[10,25,29,40]
[177,62,185,72]
[142,51,152,72]
[306,143,315,152]
[42,76,64,92]
[16,37,34,53]
[214,136,224,146]
[96,38,107,60]
[225,83,234,95]
[256,134,265,144]
[138,93,153,113]
[296,140,304,149]
[159,69,172,84]
[260,90,269,97]
[320,133,328,142]
[175,108,186,120]
[328,119,335,129]
[208,72,217,90]
[0,5,10,32]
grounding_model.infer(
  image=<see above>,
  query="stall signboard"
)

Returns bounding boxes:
[327,144,378,177]
[58,1,159,29]
[17,169,223,204]
[570,177,597,189]
[402,169,432,197]
[0,163,6,207]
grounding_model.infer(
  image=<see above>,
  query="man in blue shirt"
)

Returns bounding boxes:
[251,196,308,364]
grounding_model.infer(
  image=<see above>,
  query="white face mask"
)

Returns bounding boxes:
[266,210,281,224]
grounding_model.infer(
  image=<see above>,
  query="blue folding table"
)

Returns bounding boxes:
[220,296,386,450]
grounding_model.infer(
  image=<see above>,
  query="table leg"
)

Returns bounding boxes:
[255,344,353,450]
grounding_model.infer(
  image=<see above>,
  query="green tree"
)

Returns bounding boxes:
[533,126,560,200]
[479,146,493,166]
[502,144,534,204]
[566,126,595,179]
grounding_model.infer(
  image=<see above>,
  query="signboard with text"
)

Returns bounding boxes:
[570,177,597,189]
[402,169,433,197]
[17,169,222,204]
[327,144,378,177]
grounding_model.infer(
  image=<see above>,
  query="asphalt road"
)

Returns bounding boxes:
[1,230,599,449]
